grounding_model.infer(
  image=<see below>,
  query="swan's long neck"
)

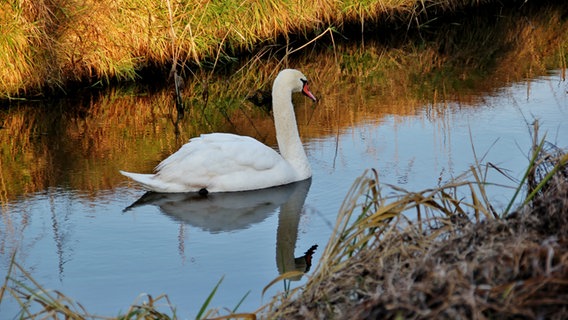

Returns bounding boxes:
[272,85,311,180]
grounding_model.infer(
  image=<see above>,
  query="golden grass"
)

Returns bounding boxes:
[3,0,564,98]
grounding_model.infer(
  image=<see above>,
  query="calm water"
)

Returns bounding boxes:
[1,68,567,318]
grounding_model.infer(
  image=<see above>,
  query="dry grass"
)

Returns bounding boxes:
[266,127,568,319]
[2,0,558,98]
[1,257,179,319]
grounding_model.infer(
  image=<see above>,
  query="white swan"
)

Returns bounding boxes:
[120,69,317,193]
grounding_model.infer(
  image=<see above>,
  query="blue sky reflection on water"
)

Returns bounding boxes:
[1,71,567,319]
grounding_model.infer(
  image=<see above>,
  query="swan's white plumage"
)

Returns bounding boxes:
[120,69,316,193]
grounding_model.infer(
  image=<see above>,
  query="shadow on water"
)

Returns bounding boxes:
[123,178,317,276]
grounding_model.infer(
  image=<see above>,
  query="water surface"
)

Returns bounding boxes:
[1,16,568,314]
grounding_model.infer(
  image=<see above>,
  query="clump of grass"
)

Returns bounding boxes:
[1,257,258,319]
[1,257,177,319]
[266,126,568,319]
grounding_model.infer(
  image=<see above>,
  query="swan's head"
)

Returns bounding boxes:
[275,69,317,102]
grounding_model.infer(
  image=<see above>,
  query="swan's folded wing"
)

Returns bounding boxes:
[153,133,288,190]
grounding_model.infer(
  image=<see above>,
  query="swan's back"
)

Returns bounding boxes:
[122,133,298,193]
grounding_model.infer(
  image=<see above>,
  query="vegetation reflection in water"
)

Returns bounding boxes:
[0,4,567,318]
[1,4,567,202]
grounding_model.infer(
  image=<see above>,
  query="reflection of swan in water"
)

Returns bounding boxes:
[124,179,316,275]
[275,179,317,278]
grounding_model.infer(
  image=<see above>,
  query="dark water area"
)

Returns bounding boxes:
[1,5,568,318]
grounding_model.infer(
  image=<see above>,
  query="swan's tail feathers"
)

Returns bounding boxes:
[120,171,159,191]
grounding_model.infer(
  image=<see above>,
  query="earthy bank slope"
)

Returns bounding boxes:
[267,142,568,319]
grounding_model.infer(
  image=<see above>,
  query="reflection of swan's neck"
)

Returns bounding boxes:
[276,179,312,277]
[272,86,311,180]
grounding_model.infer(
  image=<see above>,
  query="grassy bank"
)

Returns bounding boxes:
[266,127,568,319]
[0,0,536,99]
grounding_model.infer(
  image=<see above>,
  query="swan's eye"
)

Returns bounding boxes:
[300,79,308,85]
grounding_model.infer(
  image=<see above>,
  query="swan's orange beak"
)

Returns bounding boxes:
[302,83,317,102]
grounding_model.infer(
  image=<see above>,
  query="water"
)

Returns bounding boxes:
[1,65,567,318]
